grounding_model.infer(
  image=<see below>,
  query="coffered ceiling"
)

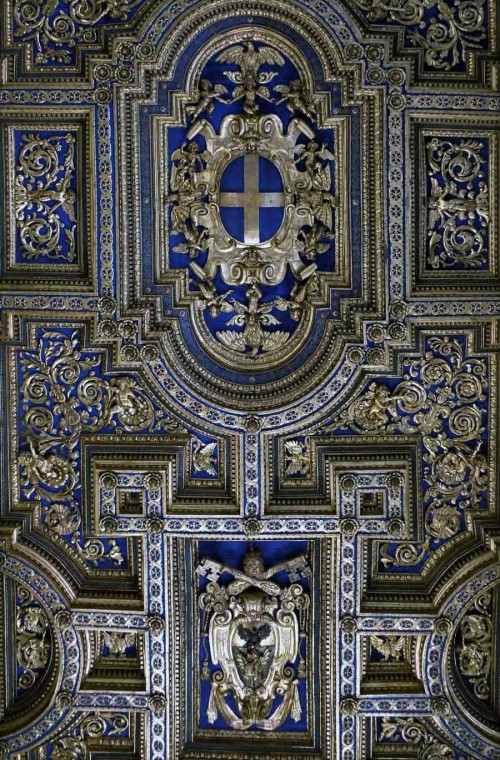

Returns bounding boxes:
[0,1,499,758]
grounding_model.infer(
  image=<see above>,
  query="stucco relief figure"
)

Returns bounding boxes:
[196,547,310,731]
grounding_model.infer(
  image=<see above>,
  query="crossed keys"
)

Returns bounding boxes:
[196,553,311,597]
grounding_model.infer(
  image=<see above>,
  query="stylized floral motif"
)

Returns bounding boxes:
[326,336,488,567]
[426,138,489,268]
[455,590,492,701]
[13,0,142,65]
[14,132,77,262]
[355,0,487,72]
[18,329,177,566]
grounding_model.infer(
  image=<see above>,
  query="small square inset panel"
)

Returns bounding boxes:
[118,489,146,516]
[359,490,386,516]
[0,107,96,292]
[408,111,500,296]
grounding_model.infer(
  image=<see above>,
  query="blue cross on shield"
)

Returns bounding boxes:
[219,155,285,244]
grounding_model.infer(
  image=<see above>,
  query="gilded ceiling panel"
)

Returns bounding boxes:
[0,0,499,758]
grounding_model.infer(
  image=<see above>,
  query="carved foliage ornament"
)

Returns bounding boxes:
[378,717,455,759]
[18,328,178,567]
[354,0,488,72]
[196,547,310,730]
[426,137,489,269]
[12,0,142,66]
[16,582,51,694]
[326,336,488,568]
[455,589,492,702]
[14,132,77,263]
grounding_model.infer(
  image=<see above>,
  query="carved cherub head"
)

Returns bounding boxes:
[243,547,265,579]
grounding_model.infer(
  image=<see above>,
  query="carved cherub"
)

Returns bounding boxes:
[15,173,76,222]
[228,78,273,115]
[109,378,152,429]
[293,140,335,189]
[428,178,489,227]
[186,78,228,122]
[19,439,75,491]
[173,223,211,258]
[170,141,208,189]
[274,79,316,119]
[18,638,50,671]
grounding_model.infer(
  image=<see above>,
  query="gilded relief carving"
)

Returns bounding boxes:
[11,0,142,66]
[1,109,96,293]
[409,113,500,296]
[426,137,489,269]
[165,37,339,364]
[14,132,77,263]
[355,0,487,71]
[352,0,497,85]
[325,334,489,568]
[16,584,51,694]
[197,546,310,730]
[0,0,499,758]
[455,590,492,701]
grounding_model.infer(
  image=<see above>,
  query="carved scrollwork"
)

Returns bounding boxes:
[326,336,488,567]
[14,132,77,262]
[354,0,487,72]
[18,328,178,567]
[455,590,492,701]
[426,138,489,269]
[13,0,141,65]
[378,717,455,759]
[47,711,130,758]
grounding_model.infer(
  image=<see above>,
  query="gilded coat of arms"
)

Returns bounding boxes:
[196,547,311,731]
[168,37,336,366]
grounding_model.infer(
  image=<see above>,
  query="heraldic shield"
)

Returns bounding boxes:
[197,546,311,731]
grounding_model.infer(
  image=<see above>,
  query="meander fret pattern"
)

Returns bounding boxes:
[0,0,499,758]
